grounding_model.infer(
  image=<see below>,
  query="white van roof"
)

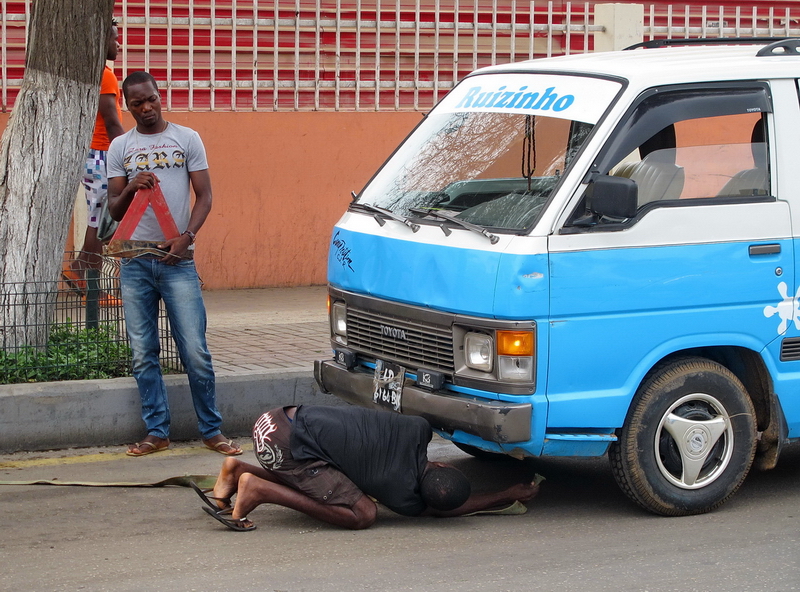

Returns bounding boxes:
[476,40,800,88]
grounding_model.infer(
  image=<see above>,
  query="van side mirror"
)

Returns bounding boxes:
[588,175,638,219]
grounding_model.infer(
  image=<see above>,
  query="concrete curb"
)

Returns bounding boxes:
[0,368,343,453]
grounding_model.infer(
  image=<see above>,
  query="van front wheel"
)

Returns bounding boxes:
[609,358,756,516]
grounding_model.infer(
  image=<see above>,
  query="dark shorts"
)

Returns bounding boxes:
[252,407,363,507]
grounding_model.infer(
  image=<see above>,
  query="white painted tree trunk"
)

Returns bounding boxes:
[0,0,115,349]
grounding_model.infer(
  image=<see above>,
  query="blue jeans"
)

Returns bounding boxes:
[120,257,222,440]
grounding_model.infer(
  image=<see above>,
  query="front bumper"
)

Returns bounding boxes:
[314,359,532,444]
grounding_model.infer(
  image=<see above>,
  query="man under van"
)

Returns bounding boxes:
[194,405,541,531]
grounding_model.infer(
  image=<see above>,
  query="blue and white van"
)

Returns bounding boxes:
[314,38,800,515]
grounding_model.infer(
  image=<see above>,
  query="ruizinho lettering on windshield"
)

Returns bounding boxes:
[454,85,575,112]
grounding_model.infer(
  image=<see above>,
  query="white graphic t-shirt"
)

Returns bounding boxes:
[107,122,208,241]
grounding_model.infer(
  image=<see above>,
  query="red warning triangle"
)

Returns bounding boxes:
[111,184,180,241]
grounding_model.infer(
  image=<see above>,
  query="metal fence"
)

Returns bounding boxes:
[0,253,182,384]
[643,3,800,40]
[3,1,796,113]
[3,0,598,112]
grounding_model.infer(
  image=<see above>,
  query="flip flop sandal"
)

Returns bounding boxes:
[203,439,243,456]
[126,440,169,457]
[190,481,232,510]
[201,505,256,532]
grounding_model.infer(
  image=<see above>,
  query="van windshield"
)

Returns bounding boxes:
[357,73,622,233]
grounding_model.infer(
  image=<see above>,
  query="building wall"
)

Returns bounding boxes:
[0,110,420,288]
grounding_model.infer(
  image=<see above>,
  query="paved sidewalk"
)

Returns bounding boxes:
[203,285,331,374]
[0,285,336,453]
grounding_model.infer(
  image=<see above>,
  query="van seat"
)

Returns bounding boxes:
[717,142,768,197]
[613,155,685,206]
[717,168,768,197]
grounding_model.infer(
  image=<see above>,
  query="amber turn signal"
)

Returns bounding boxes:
[496,330,534,356]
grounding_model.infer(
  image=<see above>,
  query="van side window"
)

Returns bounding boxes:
[573,84,773,227]
[610,112,769,205]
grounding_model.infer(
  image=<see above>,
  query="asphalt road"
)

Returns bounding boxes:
[1,437,798,592]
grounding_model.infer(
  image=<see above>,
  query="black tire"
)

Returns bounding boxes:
[609,357,757,516]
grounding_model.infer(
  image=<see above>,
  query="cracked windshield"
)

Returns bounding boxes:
[358,73,622,232]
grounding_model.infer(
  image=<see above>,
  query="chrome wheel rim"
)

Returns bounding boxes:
[654,393,734,490]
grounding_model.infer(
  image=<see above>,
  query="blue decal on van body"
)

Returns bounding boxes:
[546,239,794,430]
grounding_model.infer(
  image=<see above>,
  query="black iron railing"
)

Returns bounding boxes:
[0,252,182,384]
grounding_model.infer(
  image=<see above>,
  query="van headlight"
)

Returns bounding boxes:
[455,324,535,392]
[464,332,493,372]
[331,301,347,344]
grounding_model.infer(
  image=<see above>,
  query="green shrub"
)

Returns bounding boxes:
[0,322,132,384]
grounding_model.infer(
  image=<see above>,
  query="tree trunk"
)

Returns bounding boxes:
[0,0,115,349]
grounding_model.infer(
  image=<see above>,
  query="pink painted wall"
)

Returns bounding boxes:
[0,111,420,289]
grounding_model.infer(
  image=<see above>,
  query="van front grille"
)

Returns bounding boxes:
[346,306,454,373]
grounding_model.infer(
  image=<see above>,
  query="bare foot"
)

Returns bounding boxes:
[209,458,244,509]
[230,472,262,520]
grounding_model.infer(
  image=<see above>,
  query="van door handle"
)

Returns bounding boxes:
[749,244,781,256]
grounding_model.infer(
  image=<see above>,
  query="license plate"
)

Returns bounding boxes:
[372,360,404,412]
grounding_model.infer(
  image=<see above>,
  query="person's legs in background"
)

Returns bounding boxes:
[66,150,120,307]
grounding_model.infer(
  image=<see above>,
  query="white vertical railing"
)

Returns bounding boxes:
[272,1,279,110]
[1,0,8,111]
[393,0,401,110]
[209,0,216,112]
[471,0,479,72]
[314,1,322,110]
[166,0,173,107]
[528,1,536,59]
[188,0,195,110]
[374,0,381,110]
[355,0,362,111]
[334,0,341,111]
[120,0,129,84]
[564,1,572,55]
[582,1,591,51]
[252,0,259,110]
[231,0,238,111]
[452,0,460,88]
[143,0,151,78]
[433,0,440,105]
[413,0,420,111]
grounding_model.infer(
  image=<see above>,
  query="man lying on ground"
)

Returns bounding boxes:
[193,404,541,531]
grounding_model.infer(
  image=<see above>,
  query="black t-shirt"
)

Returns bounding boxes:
[290,405,432,516]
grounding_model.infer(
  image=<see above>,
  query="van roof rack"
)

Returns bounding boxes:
[756,38,800,56]
[624,37,791,51]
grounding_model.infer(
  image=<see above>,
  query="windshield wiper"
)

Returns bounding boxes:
[352,202,419,233]
[409,207,499,244]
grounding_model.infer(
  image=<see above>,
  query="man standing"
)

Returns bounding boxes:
[196,405,541,531]
[64,20,124,303]
[107,71,241,457]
